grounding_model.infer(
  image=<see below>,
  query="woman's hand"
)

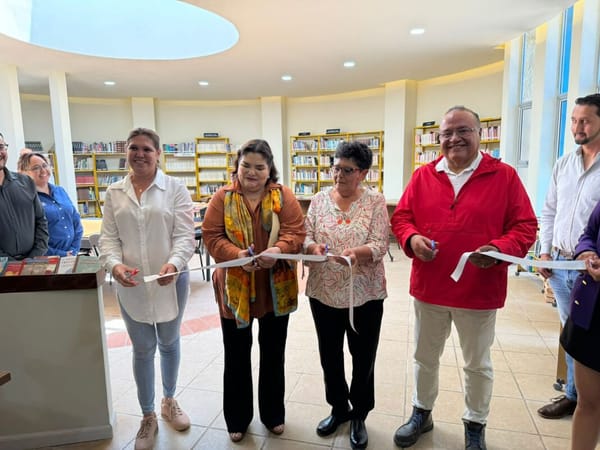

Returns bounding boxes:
[306,243,327,256]
[157,263,178,286]
[584,253,600,281]
[256,246,281,269]
[238,246,259,273]
[112,263,139,287]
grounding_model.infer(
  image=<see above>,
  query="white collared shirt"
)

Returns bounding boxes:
[99,169,195,324]
[539,147,600,255]
[436,151,483,197]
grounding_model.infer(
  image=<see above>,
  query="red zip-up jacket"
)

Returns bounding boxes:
[391,154,537,310]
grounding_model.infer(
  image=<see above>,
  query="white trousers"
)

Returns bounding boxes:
[412,299,496,424]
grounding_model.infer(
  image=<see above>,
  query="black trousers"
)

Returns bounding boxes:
[309,298,384,420]
[220,312,290,432]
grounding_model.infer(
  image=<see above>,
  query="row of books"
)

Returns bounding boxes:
[0,255,101,276]
[72,141,127,154]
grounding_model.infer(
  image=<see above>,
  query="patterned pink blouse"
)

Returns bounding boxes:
[304,187,389,308]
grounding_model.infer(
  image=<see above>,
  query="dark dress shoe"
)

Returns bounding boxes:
[393,406,433,448]
[350,419,368,449]
[537,395,577,419]
[464,421,487,450]
[316,413,350,436]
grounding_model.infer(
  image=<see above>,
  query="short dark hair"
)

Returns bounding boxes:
[445,105,481,128]
[575,94,600,117]
[334,141,372,170]
[17,151,48,172]
[232,139,279,183]
[127,128,160,150]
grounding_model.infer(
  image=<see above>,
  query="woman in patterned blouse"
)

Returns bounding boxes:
[304,140,389,450]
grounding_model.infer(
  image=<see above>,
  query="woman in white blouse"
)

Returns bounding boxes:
[304,141,389,450]
[99,128,195,450]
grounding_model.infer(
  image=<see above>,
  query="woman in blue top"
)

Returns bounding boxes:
[18,152,83,256]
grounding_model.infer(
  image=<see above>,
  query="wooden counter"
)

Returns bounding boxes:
[0,271,113,449]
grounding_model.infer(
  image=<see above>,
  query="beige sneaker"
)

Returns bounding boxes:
[134,413,158,450]
[161,397,191,431]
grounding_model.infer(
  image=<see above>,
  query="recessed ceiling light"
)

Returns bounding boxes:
[281,74,293,81]
[409,28,425,35]
[103,80,116,86]
[343,61,356,68]
[198,81,209,86]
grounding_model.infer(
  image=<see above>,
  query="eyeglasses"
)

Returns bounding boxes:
[28,163,51,172]
[0,144,8,151]
[331,165,361,175]
[439,127,479,140]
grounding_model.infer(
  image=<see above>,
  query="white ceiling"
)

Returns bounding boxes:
[0,0,575,101]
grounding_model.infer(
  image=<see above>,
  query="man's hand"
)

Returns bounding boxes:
[468,245,500,269]
[409,235,438,262]
[537,253,553,279]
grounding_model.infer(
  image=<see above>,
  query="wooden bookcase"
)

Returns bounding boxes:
[290,130,384,197]
[413,117,501,172]
[196,136,231,199]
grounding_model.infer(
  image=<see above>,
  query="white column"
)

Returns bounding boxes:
[260,96,287,184]
[48,71,76,204]
[131,97,156,130]
[383,80,417,202]
[0,64,25,170]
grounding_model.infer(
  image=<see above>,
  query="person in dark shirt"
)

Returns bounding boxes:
[0,133,48,260]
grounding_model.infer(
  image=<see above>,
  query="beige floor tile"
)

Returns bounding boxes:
[504,350,558,375]
[513,372,561,402]
[187,362,224,392]
[174,387,223,427]
[280,401,336,446]
[288,373,326,406]
[487,397,536,433]
[373,382,406,416]
[192,428,266,450]
[541,434,573,450]
[485,428,545,449]
[491,372,522,398]
[496,333,551,354]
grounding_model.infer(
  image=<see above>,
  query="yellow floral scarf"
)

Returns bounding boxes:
[224,188,298,328]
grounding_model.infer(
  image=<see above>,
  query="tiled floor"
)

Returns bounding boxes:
[41,247,590,449]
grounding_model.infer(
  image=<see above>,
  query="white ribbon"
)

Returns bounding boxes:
[143,252,357,330]
[451,250,586,282]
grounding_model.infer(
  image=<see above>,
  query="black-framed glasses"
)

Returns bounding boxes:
[331,165,360,175]
[0,144,8,151]
[439,127,479,140]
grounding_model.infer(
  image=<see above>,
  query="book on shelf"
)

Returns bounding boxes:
[20,256,60,275]
[56,255,79,274]
[3,261,24,276]
[74,255,102,273]
[96,159,108,170]
[118,158,127,169]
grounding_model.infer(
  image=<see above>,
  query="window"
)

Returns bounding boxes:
[556,6,573,159]
[517,30,536,167]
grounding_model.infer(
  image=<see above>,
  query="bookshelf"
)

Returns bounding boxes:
[196,137,231,199]
[290,130,384,197]
[413,117,501,171]
[72,141,128,218]
[162,141,197,200]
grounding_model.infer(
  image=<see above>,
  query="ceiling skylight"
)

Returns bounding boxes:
[1,0,238,60]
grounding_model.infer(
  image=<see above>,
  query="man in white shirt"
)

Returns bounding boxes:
[537,93,600,419]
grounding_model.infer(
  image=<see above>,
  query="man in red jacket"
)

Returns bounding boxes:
[391,106,537,450]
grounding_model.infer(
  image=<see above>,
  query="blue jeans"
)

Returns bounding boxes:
[547,254,578,401]
[119,271,190,414]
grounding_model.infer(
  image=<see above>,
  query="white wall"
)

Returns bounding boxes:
[156,99,261,148]
[286,89,385,137]
[69,98,132,142]
[21,95,53,150]
[416,62,504,124]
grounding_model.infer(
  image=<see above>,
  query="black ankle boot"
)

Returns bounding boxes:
[464,420,486,449]
[350,419,368,449]
[393,406,433,448]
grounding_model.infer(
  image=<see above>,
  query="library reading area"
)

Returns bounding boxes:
[1,1,599,449]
